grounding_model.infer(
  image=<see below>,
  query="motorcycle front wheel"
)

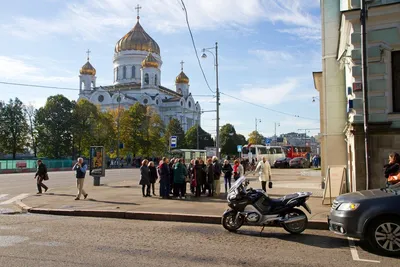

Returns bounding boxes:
[222,210,244,232]
[282,208,308,234]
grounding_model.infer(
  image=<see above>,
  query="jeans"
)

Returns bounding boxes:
[224,176,231,193]
[151,183,156,195]
[261,181,267,192]
[76,178,87,198]
[174,183,185,197]
[142,184,150,196]
[208,182,214,196]
[36,176,48,193]
[159,179,170,198]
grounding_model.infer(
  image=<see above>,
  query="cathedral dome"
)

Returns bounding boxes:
[141,52,159,68]
[80,61,96,76]
[115,20,160,55]
[175,71,189,84]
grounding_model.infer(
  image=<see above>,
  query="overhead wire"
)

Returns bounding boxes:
[179,0,215,95]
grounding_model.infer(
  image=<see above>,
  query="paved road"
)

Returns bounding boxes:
[0,214,398,267]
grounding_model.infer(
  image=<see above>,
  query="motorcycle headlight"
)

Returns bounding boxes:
[337,203,360,211]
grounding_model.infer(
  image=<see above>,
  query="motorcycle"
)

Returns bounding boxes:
[222,177,312,234]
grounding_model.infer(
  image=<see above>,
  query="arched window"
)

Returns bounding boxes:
[116,68,119,81]
[123,66,126,79]
[154,74,158,85]
[144,73,149,85]
[131,66,135,78]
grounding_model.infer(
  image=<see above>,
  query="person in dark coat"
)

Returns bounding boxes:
[384,152,400,187]
[222,159,233,193]
[34,160,48,194]
[139,159,150,197]
[148,161,158,196]
[173,159,186,199]
[206,158,214,197]
[193,160,205,197]
[158,157,171,199]
[188,159,195,194]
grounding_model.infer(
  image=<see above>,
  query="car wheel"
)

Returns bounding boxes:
[366,217,400,256]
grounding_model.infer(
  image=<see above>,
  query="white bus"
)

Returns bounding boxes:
[241,145,286,166]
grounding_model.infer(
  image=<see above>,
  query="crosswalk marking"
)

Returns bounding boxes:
[0,193,30,205]
[0,194,9,200]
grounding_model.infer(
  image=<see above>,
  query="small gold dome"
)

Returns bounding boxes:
[115,20,160,55]
[141,52,159,68]
[175,71,189,84]
[80,61,96,76]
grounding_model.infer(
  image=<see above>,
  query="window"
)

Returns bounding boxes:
[180,101,183,106]
[155,74,158,85]
[257,147,267,154]
[116,96,121,103]
[156,99,159,105]
[116,68,119,81]
[392,51,400,112]
[188,101,191,108]
[98,95,104,102]
[143,98,148,104]
[123,66,126,79]
[144,73,149,85]
[131,66,135,78]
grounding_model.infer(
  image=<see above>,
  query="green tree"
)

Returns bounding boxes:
[165,118,185,149]
[236,134,247,146]
[248,130,265,145]
[184,125,214,149]
[119,103,147,156]
[220,123,238,156]
[0,98,29,159]
[89,111,116,155]
[35,95,74,158]
[142,106,166,156]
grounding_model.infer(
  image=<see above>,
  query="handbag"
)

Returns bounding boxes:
[388,172,400,184]
[43,173,49,181]
[268,176,273,189]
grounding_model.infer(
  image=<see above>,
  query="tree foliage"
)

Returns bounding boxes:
[220,123,238,156]
[184,125,214,149]
[248,130,265,145]
[35,95,74,158]
[0,98,29,159]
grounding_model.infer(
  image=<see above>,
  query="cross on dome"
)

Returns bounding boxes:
[86,49,91,61]
[180,60,185,71]
[135,4,142,20]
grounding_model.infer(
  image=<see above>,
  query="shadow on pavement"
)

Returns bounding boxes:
[87,199,139,206]
[44,193,76,197]
[356,239,400,259]
[236,229,348,249]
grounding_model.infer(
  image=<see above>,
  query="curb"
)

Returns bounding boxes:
[15,202,328,230]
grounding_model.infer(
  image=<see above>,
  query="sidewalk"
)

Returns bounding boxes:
[19,175,330,228]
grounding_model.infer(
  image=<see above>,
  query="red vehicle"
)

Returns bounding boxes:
[282,145,311,159]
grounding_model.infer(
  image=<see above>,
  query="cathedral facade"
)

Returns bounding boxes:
[78,10,201,132]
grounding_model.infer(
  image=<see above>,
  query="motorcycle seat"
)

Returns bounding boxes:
[270,193,300,207]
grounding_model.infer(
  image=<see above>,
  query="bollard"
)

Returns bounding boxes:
[93,176,100,186]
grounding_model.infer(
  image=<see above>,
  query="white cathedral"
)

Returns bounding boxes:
[78,8,201,132]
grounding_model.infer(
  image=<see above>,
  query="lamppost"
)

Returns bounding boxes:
[274,122,280,145]
[255,118,261,132]
[202,42,220,158]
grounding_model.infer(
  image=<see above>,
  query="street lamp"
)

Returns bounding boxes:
[202,42,220,159]
[312,96,319,103]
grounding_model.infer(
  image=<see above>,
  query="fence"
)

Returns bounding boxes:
[0,159,73,171]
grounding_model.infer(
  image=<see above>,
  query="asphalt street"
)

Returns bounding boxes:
[0,214,398,267]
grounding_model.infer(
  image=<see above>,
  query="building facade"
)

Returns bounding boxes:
[78,12,201,132]
[315,0,400,191]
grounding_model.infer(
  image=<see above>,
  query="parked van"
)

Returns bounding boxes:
[241,145,285,166]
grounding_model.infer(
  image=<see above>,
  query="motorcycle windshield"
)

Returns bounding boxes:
[229,176,246,193]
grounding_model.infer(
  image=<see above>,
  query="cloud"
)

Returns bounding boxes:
[1,0,320,41]
[249,49,294,63]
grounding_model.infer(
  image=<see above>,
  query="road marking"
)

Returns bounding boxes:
[0,193,30,205]
[347,237,380,263]
[0,194,9,200]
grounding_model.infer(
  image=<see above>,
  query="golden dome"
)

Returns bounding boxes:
[115,20,160,55]
[141,52,159,68]
[175,71,189,84]
[80,61,96,76]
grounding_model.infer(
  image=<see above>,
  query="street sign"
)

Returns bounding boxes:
[237,145,242,153]
[170,136,177,148]
[353,82,362,92]
[265,138,271,144]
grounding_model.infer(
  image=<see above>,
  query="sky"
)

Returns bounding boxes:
[0,0,322,139]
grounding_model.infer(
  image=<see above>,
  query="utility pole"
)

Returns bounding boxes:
[274,122,280,145]
[298,128,319,147]
[215,42,220,159]
[361,0,371,189]
[116,87,121,163]
[255,118,261,132]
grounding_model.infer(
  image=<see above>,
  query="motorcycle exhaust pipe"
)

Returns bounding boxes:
[280,215,306,224]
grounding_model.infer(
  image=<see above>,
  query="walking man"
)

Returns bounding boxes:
[254,156,272,192]
[34,160,48,194]
[73,157,88,200]
[212,156,221,197]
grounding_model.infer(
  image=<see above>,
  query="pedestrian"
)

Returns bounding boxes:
[139,159,151,197]
[148,161,158,196]
[173,158,186,199]
[158,157,171,199]
[233,160,242,181]
[34,160,48,194]
[188,159,195,194]
[182,158,189,196]
[72,157,88,200]
[199,159,207,194]
[206,158,214,197]
[169,158,175,195]
[255,156,272,192]
[222,159,233,193]
[212,156,221,197]
[384,152,400,187]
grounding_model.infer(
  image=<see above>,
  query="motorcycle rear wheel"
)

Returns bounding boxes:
[282,208,308,234]
[222,210,244,232]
